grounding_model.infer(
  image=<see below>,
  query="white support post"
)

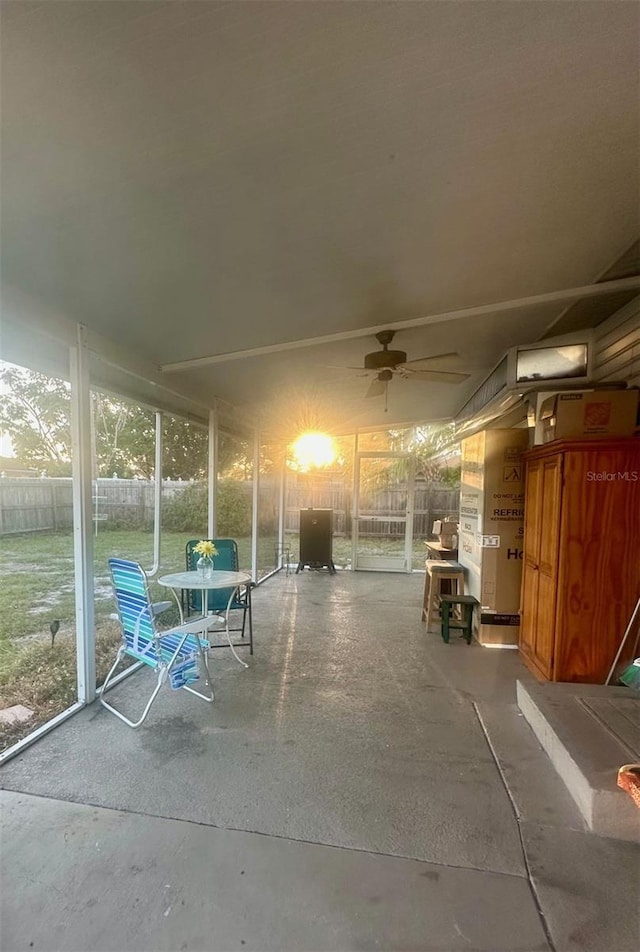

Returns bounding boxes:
[404,456,415,573]
[278,444,286,565]
[70,325,96,704]
[352,451,360,571]
[148,411,162,576]
[251,430,260,580]
[351,432,365,570]
[208,404,218,538]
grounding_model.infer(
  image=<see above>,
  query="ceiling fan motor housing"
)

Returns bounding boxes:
[364,329,406,370]
[364,349,407,370]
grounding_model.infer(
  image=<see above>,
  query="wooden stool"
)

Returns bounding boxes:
[422,560,466,632]
[440,594,479,644]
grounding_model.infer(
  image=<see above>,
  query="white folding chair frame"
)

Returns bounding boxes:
[101,559,221,728]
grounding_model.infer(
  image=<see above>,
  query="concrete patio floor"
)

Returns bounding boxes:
[1,569,639,951]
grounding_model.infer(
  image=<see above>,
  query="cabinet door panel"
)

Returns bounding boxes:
[539,455,563,574]
[535,455,562,677]
[520,459,544,663]
[519,455,561,675]
[519,563,538,659]
[523,460,543,562]
[533,570,556,678]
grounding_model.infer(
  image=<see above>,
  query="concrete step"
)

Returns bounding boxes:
[517,679,640,843]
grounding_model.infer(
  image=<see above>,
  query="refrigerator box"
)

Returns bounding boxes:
[459,429,529,646]
[540,389,638,443]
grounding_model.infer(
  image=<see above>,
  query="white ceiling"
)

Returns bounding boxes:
[1,1,638,437]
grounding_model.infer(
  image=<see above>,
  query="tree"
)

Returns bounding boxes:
[0,366,72,475]
[393,423,461,484]
[218,431,252,480]
[92,392,156,478]
[161,415,207,480]
[0,365,210,479]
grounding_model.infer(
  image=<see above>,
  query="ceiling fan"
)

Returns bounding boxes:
[348,331,470,400]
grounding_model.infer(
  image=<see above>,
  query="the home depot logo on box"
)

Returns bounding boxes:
[541,390,639,442]
[583,401,612,428]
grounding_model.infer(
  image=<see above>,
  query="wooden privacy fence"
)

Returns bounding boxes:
[0,478,193,535]
[0,478,74,534]
[0,476,459,539]
[285,480,459,539]
[0,477,272,535]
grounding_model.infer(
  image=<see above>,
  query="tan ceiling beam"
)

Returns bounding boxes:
[160,276,640,373]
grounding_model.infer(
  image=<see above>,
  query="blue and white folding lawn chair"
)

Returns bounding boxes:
[100,558,216,728]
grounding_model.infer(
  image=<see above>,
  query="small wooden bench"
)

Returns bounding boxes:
[439,594,479,644]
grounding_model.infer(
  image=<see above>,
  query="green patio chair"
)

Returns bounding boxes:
[100,558,215,728]
[184,539,254,654]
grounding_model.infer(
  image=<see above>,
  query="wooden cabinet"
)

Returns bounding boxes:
[519,438,640,682]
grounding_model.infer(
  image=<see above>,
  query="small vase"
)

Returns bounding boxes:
[197,555,214,580]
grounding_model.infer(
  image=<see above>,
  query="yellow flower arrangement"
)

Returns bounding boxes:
[194,540,219,559]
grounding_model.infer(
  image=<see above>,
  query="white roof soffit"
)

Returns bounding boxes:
[1,286,211,425]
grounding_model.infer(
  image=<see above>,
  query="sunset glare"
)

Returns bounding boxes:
[290,432,336,471]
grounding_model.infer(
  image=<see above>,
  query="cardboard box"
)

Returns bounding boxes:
[459,429,529,647]
[439,519,458,548]
[541,390,639,443]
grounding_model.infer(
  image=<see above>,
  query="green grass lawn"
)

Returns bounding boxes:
[0,529,280,644]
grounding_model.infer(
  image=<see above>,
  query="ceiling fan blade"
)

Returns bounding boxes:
[366,377,386,398]
[397,369,471,384]
[400,352,465,371]
[325,366,379,380]
[325,365,370,371]
[324,365,370,374]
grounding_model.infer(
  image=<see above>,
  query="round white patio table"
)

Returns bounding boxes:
[158,570,252,669]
